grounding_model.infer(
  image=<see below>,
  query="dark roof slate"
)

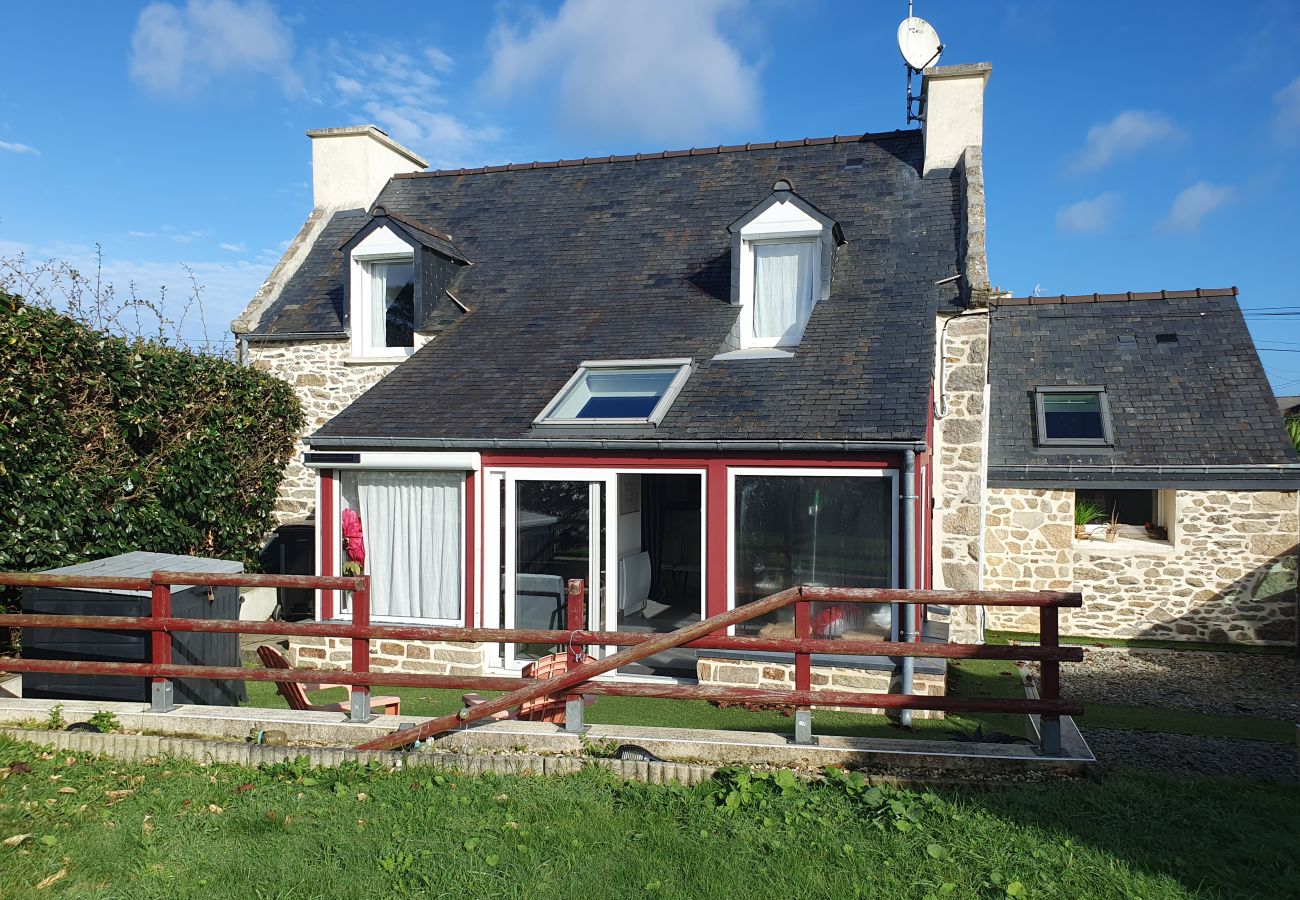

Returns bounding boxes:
[299,131,962,446]
[987,295,1300,485]
[250,209,368,336]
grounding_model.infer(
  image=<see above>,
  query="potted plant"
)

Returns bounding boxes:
[1074,498,1105,540]
[1104,507,1120,542]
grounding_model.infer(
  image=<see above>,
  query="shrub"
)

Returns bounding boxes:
[0,291,303,608]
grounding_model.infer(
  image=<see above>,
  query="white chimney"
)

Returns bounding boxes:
[921,63,991,175]
[305,125,428,211]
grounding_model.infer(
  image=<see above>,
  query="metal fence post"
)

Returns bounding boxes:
[1038,605,1063,756]
[349,577,373,723]
[793,596,813,744]
[564,578,586,733]
[149,579,176,712]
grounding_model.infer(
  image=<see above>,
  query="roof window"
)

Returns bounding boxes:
[536,360,692,427]
[1034,387,1114,447]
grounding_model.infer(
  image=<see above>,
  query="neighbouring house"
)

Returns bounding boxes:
[979,290,1300,644]
[230,58,1297,702]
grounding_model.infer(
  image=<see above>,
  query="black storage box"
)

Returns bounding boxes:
[21,552,247,705]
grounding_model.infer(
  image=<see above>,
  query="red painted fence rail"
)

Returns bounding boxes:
[0,571,1082,754]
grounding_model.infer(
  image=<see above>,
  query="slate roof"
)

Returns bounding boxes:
[269,131,963,448]
[987,293,1300,487]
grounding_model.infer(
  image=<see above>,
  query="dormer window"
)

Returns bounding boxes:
[727,180,842,352]
[340,206,471,361]
[750,239,818,346]
[535,359,692,427]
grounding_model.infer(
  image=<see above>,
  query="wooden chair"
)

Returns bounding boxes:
[257,644,400,716]
[461,652,591,725]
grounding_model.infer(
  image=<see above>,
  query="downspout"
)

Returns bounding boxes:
[900,448,918,728]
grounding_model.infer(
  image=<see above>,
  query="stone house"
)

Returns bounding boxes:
[228,56,1296,701]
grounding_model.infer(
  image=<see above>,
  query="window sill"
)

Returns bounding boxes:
[712,348,796,361]
[344,355,412,366]
[1073,532,1174,557]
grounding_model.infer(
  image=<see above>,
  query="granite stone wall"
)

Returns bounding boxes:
[931,311,989,641]
[696,657,948,718]
[288,636,488,676]
[982,487,1298,645]
[246,339,399,525]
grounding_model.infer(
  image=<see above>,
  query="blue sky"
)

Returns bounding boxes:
[2,1,1299,389]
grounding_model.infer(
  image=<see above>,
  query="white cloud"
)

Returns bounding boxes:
[1071,110,1182,172]
[129,0,298,97]
[326,46,503,167]
[218,241,247,252]
[483,0,760,145]
[0,140,39,156]
[1274,75,1300,143]
[1056,192,1122,234]
[1159,181,1236,232]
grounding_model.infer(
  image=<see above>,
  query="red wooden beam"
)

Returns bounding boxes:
[0,573,152,591]
[0,614,1085,662]
[150,571,366,591]
[799,586,1083,608]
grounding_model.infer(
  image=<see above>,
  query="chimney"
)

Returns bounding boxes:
[305,125,428,211]
[920,63,991,175]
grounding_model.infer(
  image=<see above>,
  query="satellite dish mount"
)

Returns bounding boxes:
[898,2,944,124]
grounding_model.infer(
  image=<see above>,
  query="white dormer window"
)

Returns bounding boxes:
[366,259,415,352]
[749,239,818,346]
[348,224,417,360]
[728,181,841,352]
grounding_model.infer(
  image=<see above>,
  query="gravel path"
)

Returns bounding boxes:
[1082,728,1298,782]
[1028,647,1300,720]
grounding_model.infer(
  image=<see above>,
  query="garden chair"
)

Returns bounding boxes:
[256,644,400,716]
[461,652,592,725]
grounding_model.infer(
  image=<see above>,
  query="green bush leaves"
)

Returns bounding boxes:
[0,291,303,607]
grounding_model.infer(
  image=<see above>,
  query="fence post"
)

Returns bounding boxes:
[793,596,813,744]
[564,578,586,733]
[1038,604,1062,756]
[349,577,373,723]
[149,579,176,713]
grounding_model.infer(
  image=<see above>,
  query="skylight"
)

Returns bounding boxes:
[536,360,693,426]
[1034,387,1114,447]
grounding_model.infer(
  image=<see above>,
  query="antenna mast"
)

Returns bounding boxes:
[900,2,944,124]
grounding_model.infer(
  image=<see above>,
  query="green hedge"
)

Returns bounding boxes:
[0,291,304,596]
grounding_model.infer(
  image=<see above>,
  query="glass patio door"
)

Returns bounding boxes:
[503,475,612,669]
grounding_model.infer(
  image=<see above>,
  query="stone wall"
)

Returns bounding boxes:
[982,487,1298,644]
[246,339,399,525]
[931,310,990,641]
[288,636,488,676]
[697,657,947,718]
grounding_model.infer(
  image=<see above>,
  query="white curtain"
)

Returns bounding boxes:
[753,241,816,342]
[348,470,463,620]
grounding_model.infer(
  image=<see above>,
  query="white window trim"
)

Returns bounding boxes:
[350,240,417,360]
[725,467,900,633]
[735,205,826,349]
[533,358,693,427]
[330,466,469,627]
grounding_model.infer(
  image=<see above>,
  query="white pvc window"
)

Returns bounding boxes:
[535,359,692,426]
[366,260,415,353]
[751,240,817,345]
[339,470,464,623]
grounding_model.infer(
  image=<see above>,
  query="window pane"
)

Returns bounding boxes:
[752,241,815,343]
[1042,392,1105,440]
[340,470,462,620]
[733,475,893,639]
[371,261,414,349]
[548,366,681,421]
[1076,489,1156,526]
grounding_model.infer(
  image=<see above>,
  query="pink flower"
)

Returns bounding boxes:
[342,508,366,568]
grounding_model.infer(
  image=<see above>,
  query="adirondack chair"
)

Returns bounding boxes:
[461,652,591,724]
[257,644,401,716]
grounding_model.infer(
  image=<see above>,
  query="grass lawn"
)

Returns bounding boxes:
[1,734,1296,899]
[244,656,1295,744]
[985,630,1297,656]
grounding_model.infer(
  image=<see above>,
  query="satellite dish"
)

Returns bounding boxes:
[897,16,943,71]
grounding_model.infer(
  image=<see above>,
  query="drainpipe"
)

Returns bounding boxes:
[900,449,918,728]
